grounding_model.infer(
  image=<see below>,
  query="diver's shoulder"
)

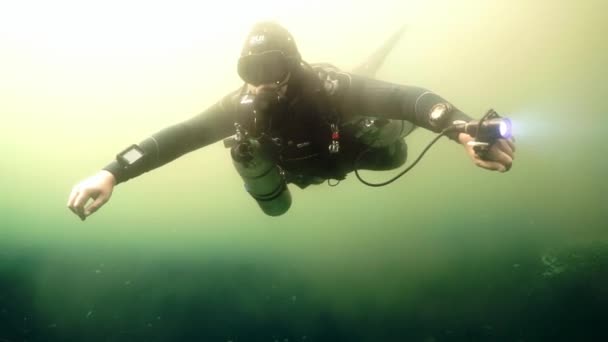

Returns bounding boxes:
[218,85,246,112]
[309,62,342,72]
[308,63,352,96]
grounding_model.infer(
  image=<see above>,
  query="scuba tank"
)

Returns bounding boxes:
[223,93,292,217]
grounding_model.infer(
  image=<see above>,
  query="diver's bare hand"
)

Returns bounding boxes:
[459,133,515,172]
[67,170,116,221]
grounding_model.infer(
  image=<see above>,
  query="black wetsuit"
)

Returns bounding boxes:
[104,64,472,188]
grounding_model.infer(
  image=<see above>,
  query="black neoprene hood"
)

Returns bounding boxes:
[240,21,301,60]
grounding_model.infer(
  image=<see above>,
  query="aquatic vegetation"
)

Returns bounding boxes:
[541,253,565,277]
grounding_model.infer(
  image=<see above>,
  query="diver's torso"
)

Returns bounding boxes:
[233,65,406,188]
[270,85,345,186]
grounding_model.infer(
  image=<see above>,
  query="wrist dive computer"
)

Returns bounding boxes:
[116,144,145,169]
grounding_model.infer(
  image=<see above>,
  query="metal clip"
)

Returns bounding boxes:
[296,141,311,148]
[363,118,375,128]
[329,123,340,154]
[329,140,340,154]
[468,140,490,159]
[223,123,245,148]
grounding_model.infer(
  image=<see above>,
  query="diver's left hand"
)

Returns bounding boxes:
[458,133,515,172]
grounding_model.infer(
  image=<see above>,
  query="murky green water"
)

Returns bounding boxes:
[1,1,606,341]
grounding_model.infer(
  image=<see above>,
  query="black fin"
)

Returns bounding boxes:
[351,25,406,77]
[351,25,416,137]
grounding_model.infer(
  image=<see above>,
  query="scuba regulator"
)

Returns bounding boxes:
[355,108,513,187]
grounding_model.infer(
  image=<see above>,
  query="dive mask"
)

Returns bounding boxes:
[237,50,290,86]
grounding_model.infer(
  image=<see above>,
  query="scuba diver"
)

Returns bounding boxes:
[67,21,515,219]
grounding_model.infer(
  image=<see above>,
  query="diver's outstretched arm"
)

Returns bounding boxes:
[339,74,471,139]
[104,92,239,184]
[338,74,515,171]
[67,91,239,221]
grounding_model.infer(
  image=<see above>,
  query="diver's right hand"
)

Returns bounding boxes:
[67,170,116,221]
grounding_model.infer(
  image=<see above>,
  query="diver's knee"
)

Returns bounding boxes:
[390,146,407,168]
[384,142,407,169]
[357,140,407,171]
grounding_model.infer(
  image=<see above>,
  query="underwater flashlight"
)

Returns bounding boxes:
[452,110,512,141]
[354,108,514,187]
[450,109,512,157]
[499,119,512,139]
